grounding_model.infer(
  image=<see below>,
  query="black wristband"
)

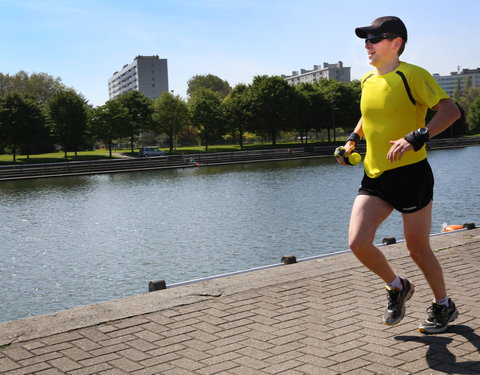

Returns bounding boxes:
[347,132,360,144]
[404,130,429,151]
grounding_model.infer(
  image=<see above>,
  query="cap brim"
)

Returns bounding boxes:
[355,26,380,38]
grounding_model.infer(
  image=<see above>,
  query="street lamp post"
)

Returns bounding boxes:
[171,90,176,151]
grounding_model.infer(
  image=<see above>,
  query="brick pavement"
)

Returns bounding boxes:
[1,229,480,375]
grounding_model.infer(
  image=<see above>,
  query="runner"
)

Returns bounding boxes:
[338,16,461,333]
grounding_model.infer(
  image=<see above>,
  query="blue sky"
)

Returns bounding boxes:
[1,0,479,106]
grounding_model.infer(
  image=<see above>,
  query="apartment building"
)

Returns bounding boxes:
[108,55,168,100]
[282,61,351,85]
[433,67,480,97]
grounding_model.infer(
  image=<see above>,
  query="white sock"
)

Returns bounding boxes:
[387,276,403,290]
[435,296,450,307]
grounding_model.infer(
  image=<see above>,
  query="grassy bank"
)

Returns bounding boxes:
[0,141,331,165]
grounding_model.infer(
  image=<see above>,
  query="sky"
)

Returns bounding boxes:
[1,0,479,107]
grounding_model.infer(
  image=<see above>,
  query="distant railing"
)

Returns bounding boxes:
[0,137,478,181]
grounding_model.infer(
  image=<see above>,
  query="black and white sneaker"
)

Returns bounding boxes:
[383,277,415,326]
[418,299,459,334]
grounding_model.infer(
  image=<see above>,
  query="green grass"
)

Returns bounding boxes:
[0,150,115,164]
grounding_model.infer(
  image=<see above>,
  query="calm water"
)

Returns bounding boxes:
[1,147,479,322]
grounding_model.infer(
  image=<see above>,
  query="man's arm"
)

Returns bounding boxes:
[336,117,363,165]
[346,117,364,153]
[426,99,461,137]
[387,99,460,162]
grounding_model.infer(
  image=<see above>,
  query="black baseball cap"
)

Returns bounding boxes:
[355,16,407,42]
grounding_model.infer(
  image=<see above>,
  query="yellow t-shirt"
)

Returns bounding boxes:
[360,62,450,178]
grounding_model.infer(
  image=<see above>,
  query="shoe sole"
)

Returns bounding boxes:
[418,308,459,334]
[383,282,415,326]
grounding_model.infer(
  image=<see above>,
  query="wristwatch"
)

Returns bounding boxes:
[418,127,429,138]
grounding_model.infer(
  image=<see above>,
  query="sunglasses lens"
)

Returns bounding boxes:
[365,34,398,44]
[365,36,383,44]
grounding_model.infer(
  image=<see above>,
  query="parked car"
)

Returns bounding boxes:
[138,147,165,157]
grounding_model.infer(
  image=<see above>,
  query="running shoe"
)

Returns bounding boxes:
[383,277,415,325]
[418,298,459,334]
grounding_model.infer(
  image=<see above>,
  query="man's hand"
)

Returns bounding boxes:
[387,138,413,162]
[335,141,356,165]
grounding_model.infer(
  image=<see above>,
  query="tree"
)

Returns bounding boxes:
[89,99,130,158]
[47,89,88,159]
[187,74,232,99]
[315,79,361,142]
[115,91,153,153]
[189,88,224,151]
[248,75,297,146]
[467,97,480,133]
[0,93,47,162]
[0,71,66,105]
[152,92,189,153]
[222,83,252,149]
[294,83,330,143]
[458,86,480,119]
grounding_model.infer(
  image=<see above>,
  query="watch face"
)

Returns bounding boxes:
[419,127,428,135]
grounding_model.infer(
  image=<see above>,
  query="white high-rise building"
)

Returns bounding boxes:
[282,61,351,85]
[108,55,168,100]
[433,67,480,97]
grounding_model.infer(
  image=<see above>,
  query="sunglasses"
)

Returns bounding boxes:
[365,34,399,44]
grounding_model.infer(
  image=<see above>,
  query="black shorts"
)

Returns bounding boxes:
[358,159,434,213]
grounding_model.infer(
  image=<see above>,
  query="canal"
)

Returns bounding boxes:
[1,146,479,322]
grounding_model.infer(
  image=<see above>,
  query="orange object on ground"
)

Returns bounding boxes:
[442,224,463,232]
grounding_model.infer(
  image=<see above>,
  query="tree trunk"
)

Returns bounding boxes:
[108,137,113,158]
[239,128,244,149]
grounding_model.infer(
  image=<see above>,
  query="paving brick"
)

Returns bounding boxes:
[98,368,129,375]
[108,357,144,372]
[147,343,185,357]
[195,360,239,375]
[140,352,181,367]
[0,357,20,371]
[3,361,51,375]
[40,332,83,345]
[125,338,159,352]
[79,353,121,367]
[262,359,302,374]
[72,338,102,352]
[48,356,82,372]
[117,348,151,362]
[162,368,198,375]
[34,368,64,375]
[3,347,33,361]
[60,347,93,361]
[170,356,206,371]
[80,327,111,342]
[233,355,268,370]
[89,343,130,357]
[31,342,73,355]
[131,363,174,375]
[18,351,63,367]
[201,351,241,366]
[68,363,112,375]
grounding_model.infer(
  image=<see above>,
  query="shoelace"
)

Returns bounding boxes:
[386,288,400,309]
[426,303,445,322]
